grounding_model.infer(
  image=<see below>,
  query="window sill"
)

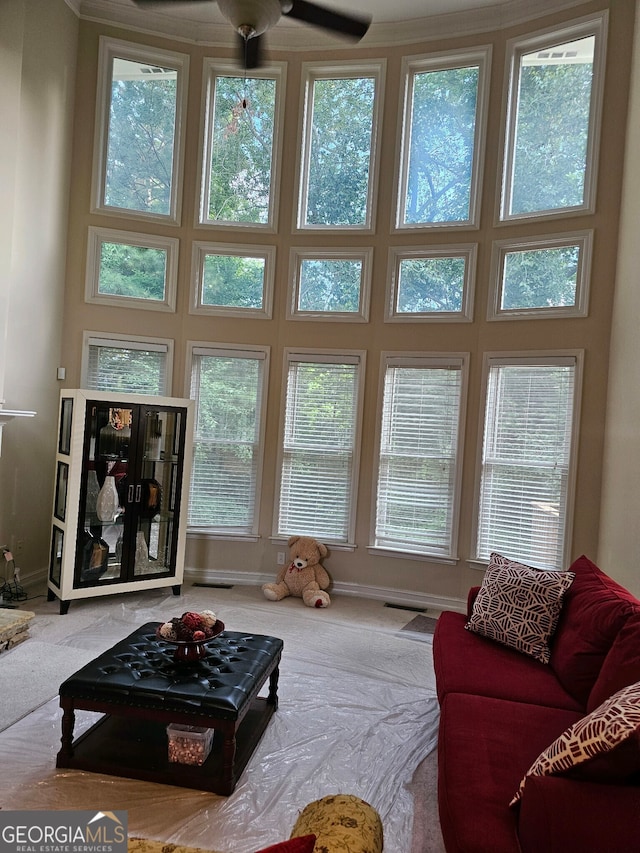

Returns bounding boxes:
[367,547,458,565]
[269,536,357,552]
[187,530,260,543]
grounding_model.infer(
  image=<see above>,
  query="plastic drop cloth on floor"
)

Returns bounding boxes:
[0,585,440,853]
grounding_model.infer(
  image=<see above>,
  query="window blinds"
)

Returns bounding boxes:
[278,356,360,542]
[375,360,463,556]
[476,359,576,569]
[188,350,265,533]
[86,341,168,395]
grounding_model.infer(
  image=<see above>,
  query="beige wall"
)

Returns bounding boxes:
[0,0,78,581]
[599,0,640,596]
[6,0,634,606]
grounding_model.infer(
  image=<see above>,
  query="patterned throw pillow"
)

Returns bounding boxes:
[511,680,640,805]
[465,552,575,664]
[291,794,383,853]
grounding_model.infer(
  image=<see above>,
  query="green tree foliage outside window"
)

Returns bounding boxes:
[501,246,579,310]
[207,76,276,224]
[305,77,375,226]
[298,259,362,312]
[98,241,166,301]
[510,39,594,215]
[202,254,265,309]
[105,59,177,215]
[405,66,479,224]
[397,257,465,313]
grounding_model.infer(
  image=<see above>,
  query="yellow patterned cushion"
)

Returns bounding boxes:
[128,838,224,853]
[290,794,383,852]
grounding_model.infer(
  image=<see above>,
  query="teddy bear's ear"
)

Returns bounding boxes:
[318,542,328,558]
[288,535,300,547]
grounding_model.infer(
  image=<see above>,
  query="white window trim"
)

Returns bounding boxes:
[196,60,287,233]
[294,60,386,235]
[190,241,275,319]
[369,351,469,560]
[85,226,179,312]
[287,247,373,322]
[81,331,174,394]
[385,244,477,323]
[185,340,270,538]
[498,11,608,224]
[91,37,189,226]
[488,230,592,321]
[272,348,367,546]
[469,350,584,571]
[393,46,492,232]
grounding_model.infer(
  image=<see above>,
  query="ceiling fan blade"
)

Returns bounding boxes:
[131,1,213,5]
[237,32,263,69]
[284,0,370,40]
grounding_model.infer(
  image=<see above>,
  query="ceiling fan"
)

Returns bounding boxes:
[131,0,372,69]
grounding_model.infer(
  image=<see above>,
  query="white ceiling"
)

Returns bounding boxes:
[74,0,585,48]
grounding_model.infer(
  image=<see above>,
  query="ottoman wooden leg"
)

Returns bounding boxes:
[57,699,76,767]
[221,730,237,795]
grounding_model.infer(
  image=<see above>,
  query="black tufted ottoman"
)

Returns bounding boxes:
[56,622,283,794]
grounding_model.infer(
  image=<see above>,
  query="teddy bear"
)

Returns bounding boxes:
[262,535,331,608]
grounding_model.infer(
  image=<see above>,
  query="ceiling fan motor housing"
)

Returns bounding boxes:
[217,0,283,37]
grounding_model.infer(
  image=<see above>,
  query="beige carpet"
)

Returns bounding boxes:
[0,640,97,732]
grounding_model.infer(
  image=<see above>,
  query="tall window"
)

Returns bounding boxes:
[82,333,173,395]
[396,48,490,229]
[501,14,607,220]
[275,351,365,543]
[92,38,189,223]
[474,354,582,570]
[200,61,285,228]
[373,355,467,558]
[189,345,268,535]
[297,62,384,231]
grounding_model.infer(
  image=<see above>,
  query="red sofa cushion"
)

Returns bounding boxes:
[256,838,316,853]
[518,775,640,853]
[437,692,581,853]
[550,555,640,705]
[434,610,582,711]
[588,612,640,711]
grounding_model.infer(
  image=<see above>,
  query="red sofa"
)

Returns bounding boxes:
[433,555,640,853]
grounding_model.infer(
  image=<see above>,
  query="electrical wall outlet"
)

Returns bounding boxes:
[277,551,286,565]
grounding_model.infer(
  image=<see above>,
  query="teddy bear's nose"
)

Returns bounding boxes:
[294,559,306,568]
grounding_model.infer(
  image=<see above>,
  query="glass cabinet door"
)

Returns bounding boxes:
[132,406,185,578]
[76,402,131,586]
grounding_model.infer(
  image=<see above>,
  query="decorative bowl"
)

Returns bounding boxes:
[156,619,225,664]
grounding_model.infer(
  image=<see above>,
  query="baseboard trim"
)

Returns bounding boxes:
[184,567,466,614]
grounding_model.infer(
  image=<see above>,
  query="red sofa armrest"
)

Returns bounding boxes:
[518,775,640,853]
[467,586,480,619]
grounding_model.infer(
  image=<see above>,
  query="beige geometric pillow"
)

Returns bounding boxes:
[511,680,640,805]
[465,552,575,664]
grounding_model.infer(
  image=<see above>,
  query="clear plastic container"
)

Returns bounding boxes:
[166,723,214,766]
